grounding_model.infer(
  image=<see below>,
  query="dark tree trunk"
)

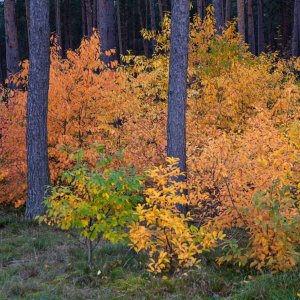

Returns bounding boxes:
[85,0,93,37]
[158,0,164,22]
[25,0,30,40]
[197,0,204,19]
[280,0,288,49]
[237,0,245,40]
[212,0,224,33]
[25,0,50,220]
[247,0,255,53]
[4,0,20,77]
[167,0,190,213]
[257,0,265,54]
[149,0,156,31]
[97,0,117,63]
[138,0,149,57]
[117,0,123,55]
[292,0,300,56]
[64,0,73,50]
[93,0,97,28]
[55,0,62,55]
[225,0,231,22]
[81,0,87,36]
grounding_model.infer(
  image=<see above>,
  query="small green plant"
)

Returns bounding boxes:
[39,148,143,264]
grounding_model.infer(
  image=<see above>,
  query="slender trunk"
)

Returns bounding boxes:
[257,0,265,54]
[64,0,73,50]
[25,0,30,40]
[55,0,62,55]
[4,0,20,77]
[225,0,231,22]
[292,0,300,56]
[97,0,117,63]
[197,0,204,19]
[25,0,50,220]
[138,0,149,57]
[93,0,97,28]
[280,0,288,48]
[237,0,245,40]
[247,0,255,53]
[116,0,123,55]
[158,0,164,22]
[212,0,224,33]
[167,0,190,214]
[149,0,156,31]
[81,0,87,37]
[85,0,93,37]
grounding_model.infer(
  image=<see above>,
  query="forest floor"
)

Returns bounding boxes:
[0,209,299,300]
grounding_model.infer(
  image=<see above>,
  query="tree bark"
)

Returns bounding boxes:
[149,0,156,31]
[64,0,73,50]
[4,0,20,77]
[247,0,255,53]
[97,0,117,63]
[55,0,62,55]
[237,0,245,40]
[138,0,149,57]
[85,0,93,37]
[81,0,87,37]
[116,0,123,55]
[158,0,164,22]
[197,0,204,19]
[212,0,224,33]
[93,0,97,28]
[257,0,265,54]
[225,0,231,22]
[25,0,30,40]
[167,0,190,213]
[25,0,50,220]
[292,0,300,56]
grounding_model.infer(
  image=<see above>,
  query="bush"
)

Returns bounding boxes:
[39,148,142,263]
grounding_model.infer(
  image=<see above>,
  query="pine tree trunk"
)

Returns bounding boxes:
[138,0,149,57]
[158,0,164,22]
[55,0,62,55]
[197,0,204,19]
[98,0,117,63]
[81,0,87,36]
[292,0,300,56]
[247,0,255,53]
[25,0,50,220]
[116,0,123,55]
[212,0,224,33]
[85,0,93,37]
[4,0,20,76]
[25,0,30,40]
[64,0,73,50]
[225,0,231,22]
[167,0,190,214]
[93,0,97,28]
[149,0,156,31]
[237,0,245,40]
[257,0,265,54]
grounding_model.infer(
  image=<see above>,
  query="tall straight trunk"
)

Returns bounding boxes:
[197,0,204,19]
[93,0,97,28]
[4,0,20,76]
[64,0,73,50]
[25,0,50,220]
[280,0,288,48]
[247,0,255,53]
[138,0,149,57]
[257,0,265,54]
[85,0,93,37]
[225,0,231,22]
[292,0,300,56]
[98,0,117,63]
[212,0,224,33]
[237,0,245,40]
[116,0,123,55]
[25,0,30,40]
[55,0,62,55]
[158,0,164,22]
[167,0,190,214]
[149,0,156,31]
[0,46,4,84]
[81,0,87,36]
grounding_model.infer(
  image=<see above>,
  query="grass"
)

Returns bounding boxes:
[0,209,299,300]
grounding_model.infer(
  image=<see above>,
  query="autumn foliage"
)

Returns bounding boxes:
[1,9,300,272]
